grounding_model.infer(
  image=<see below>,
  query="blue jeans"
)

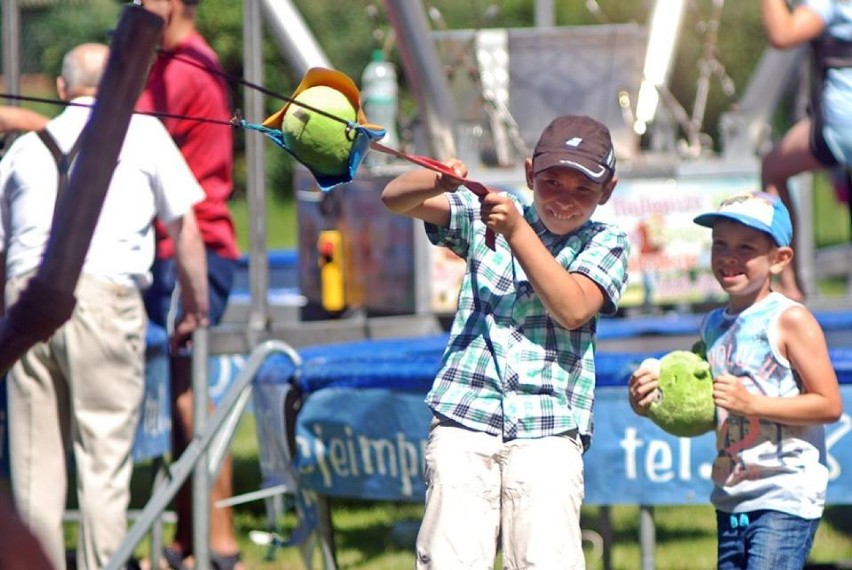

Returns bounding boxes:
[716,509,819,570]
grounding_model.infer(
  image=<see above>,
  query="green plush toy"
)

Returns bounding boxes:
[641,349,715,437]
[282,85,357,176]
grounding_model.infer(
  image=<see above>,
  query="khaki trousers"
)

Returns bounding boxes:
[416,418,586,570]
[6,273,146,570]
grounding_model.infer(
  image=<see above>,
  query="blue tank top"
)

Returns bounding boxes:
[701,292,828,518]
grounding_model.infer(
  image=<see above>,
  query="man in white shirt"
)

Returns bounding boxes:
[0,42,209,570]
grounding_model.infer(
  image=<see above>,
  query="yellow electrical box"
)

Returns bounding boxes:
[317,230,345,312]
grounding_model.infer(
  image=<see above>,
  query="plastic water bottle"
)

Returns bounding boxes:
[361,49,399,166]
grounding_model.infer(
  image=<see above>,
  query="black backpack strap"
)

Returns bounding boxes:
[812,35,852,70]
[807,36,847,167]
[35,128,83,201]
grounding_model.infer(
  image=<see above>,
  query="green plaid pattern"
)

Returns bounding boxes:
[425,191,630,448]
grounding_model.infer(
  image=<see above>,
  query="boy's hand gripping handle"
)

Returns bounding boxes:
[372,142,497,250]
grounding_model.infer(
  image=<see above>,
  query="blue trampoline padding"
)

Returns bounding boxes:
[252,332,852,393]
[236,249,298,269]
[254,334,450,395]
[597,309,852,338]
[227,287,305,306]
[811,310,852,331]
[597,314,702,338]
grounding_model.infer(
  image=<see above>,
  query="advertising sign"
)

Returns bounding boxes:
[429,173,760,312]
[286,384,852,506]
[595,174,759,308]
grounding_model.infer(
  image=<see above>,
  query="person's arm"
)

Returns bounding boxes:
[761,0,825,49]
[478,190,611,329]
[510,214,605,328]
[381,158,466,226]
[0,107,48,133]
[164,208,209,349]
[713,305,842,425]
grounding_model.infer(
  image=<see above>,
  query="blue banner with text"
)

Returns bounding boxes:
[290,385,852,506]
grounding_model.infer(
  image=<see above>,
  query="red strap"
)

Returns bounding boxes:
[372,142,496,249]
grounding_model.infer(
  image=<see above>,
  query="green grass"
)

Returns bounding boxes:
[229,193,298,252]
[99,415,852,570]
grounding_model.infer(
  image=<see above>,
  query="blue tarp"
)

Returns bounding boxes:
[254,323,852,394]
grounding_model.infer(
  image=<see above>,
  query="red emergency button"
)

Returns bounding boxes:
[319,239,335,259]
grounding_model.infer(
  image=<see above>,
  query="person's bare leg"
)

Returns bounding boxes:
[761,118,826,301]
[209,455,241,562]
[169,355,194,563]
[169,355,244,570]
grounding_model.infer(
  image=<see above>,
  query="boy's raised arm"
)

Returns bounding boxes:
[381,158,467,226]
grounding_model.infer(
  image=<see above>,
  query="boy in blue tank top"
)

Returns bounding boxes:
[628,191,842,569]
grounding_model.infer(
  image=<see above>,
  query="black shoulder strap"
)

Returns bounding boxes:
[35,128,83,202]
[812,35,852,70]
[807,35,850,167]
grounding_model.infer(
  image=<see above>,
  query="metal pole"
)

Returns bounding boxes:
[534,0,554,28]
[719,46,805,159]
[107,340,301,569]
[192,327,211,570]
[794,174,816,296]
[383,0,458,160]
[639,505,656,570]
[244,0,268,345]
[259,0,331,76]
[599,505,613,570]
[2,0,21,97]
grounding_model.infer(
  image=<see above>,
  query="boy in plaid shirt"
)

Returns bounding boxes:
[382,115,630,569]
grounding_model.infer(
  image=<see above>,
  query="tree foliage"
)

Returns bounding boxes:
[20,0,121,77]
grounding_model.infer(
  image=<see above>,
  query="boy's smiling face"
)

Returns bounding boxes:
[710,219,793,310]
[526,162,616,235]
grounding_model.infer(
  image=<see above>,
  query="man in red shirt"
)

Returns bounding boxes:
[138,1,242,568]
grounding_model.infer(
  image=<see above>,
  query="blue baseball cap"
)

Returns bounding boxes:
[693,191,792,247]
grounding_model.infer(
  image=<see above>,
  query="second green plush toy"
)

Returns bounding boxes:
[641,350,715,437]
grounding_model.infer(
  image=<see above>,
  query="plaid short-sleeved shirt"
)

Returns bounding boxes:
[425,191,630,449]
